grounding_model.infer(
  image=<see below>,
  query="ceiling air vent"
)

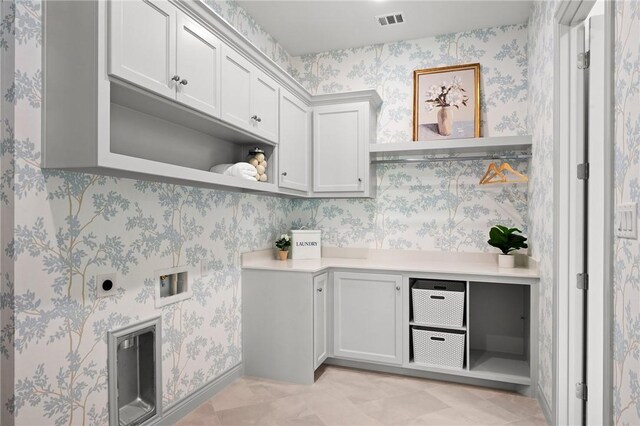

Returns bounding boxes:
[376,12,405,26]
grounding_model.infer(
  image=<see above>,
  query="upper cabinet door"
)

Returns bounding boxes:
[175,13,222,118]
[221,46,253,131]
[109,0,176,98]
[313,103,367,193]
[279,91,309,192]
[251,72,279,142]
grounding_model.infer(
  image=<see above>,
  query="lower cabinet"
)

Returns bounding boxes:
[333,272,403,365]
[243,266,537,394]
[242,270,330,384]
[242,270,316,384]
[313,273,328,369]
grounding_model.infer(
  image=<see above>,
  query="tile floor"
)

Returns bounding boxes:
[176,366,548,425]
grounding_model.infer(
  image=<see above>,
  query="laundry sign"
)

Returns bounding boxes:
[290,230,321,259]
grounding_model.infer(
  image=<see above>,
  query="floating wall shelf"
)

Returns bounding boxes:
[369,135,532,161]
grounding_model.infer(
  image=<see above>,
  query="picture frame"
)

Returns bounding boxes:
[412,63,481,141]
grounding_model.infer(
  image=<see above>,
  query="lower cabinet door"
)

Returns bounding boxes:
[333,272,403,364]
[314,273,328,369]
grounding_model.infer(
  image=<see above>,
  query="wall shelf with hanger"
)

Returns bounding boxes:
[369,135,532,164]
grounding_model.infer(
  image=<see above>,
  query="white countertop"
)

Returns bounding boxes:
[242,248,539,281]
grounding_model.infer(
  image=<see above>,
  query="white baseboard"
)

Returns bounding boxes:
[325,358,527,394]
[537,383,553,425]
[153,363,242,425]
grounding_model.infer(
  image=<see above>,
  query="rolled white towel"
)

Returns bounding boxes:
[209,164,233,174]
[224,162,258,180]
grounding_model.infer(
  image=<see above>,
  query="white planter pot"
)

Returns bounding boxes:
[498,254,515,268]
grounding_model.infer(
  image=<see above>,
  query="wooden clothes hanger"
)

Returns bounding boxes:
[479,162,505,184]
[479,162,528,185]
[498,162,529,183]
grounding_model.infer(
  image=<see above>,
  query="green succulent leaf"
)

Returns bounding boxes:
[487,225,528,255]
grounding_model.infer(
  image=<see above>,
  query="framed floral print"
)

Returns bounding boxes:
[412,63,481,141]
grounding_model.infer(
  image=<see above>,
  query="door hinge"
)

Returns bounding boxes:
[577,273,589,290]
[575,382,588,401]
[577,51,590,69]
[577,163,590,180]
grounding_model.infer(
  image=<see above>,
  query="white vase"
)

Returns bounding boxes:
[498,254,515,268]
[437,106,453,136]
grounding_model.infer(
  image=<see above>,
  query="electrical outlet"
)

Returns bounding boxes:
[96,273,117,298]
[616,203,638,239]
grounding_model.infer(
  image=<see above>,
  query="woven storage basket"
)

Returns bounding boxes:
[412,280,465,327]
[412,327,465,369]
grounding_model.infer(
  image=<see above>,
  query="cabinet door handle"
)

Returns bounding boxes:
[171,75,181,82]
[256,116,262,122]
[251,115,258,121]
[179,79,188,85]
[358,178,363,182]
[281,172,287,176]
[317,287,323,292]
[396,286,401,291]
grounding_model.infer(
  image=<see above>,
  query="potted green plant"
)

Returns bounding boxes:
[487,225,528,268]
[275,234,291,261]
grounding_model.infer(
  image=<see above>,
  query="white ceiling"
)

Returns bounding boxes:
[237,0,534,56]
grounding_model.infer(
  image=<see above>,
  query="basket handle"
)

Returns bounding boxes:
[430,337,445,341]
[430,295,445,300]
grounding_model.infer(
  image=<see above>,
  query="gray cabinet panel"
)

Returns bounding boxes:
[314,273,329,369]
[242,270,314,385]
[333,272,403,365]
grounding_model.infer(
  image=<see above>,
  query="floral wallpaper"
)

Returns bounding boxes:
[0,0,16,425]
[526,0,557,412]
[289,161,529,251]
[289,23,529,142]
[1,1,293,425]
[613,0,640,424]
[286,24,531,252]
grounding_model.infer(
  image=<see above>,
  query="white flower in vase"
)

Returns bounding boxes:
[448,90,463,107]
[424,76,470,136]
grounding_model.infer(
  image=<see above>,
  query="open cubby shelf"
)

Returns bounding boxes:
[406,278,533,387]
[107,86,279,192]
[469,350,530,379]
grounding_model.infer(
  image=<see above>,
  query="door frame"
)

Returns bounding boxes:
[554,1,614,424]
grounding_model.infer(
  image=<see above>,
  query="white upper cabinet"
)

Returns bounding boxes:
[109,0,176,98]
[110,1,222,118]
[279,91,310,192]
[175,13,222,117]
[221,46,280,143]
[47,1,381,195]
[221,46,253,130]
[313,103,367,193]
[251,73,280,142]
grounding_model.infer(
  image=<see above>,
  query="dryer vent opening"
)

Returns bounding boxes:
[108,316,162,426]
